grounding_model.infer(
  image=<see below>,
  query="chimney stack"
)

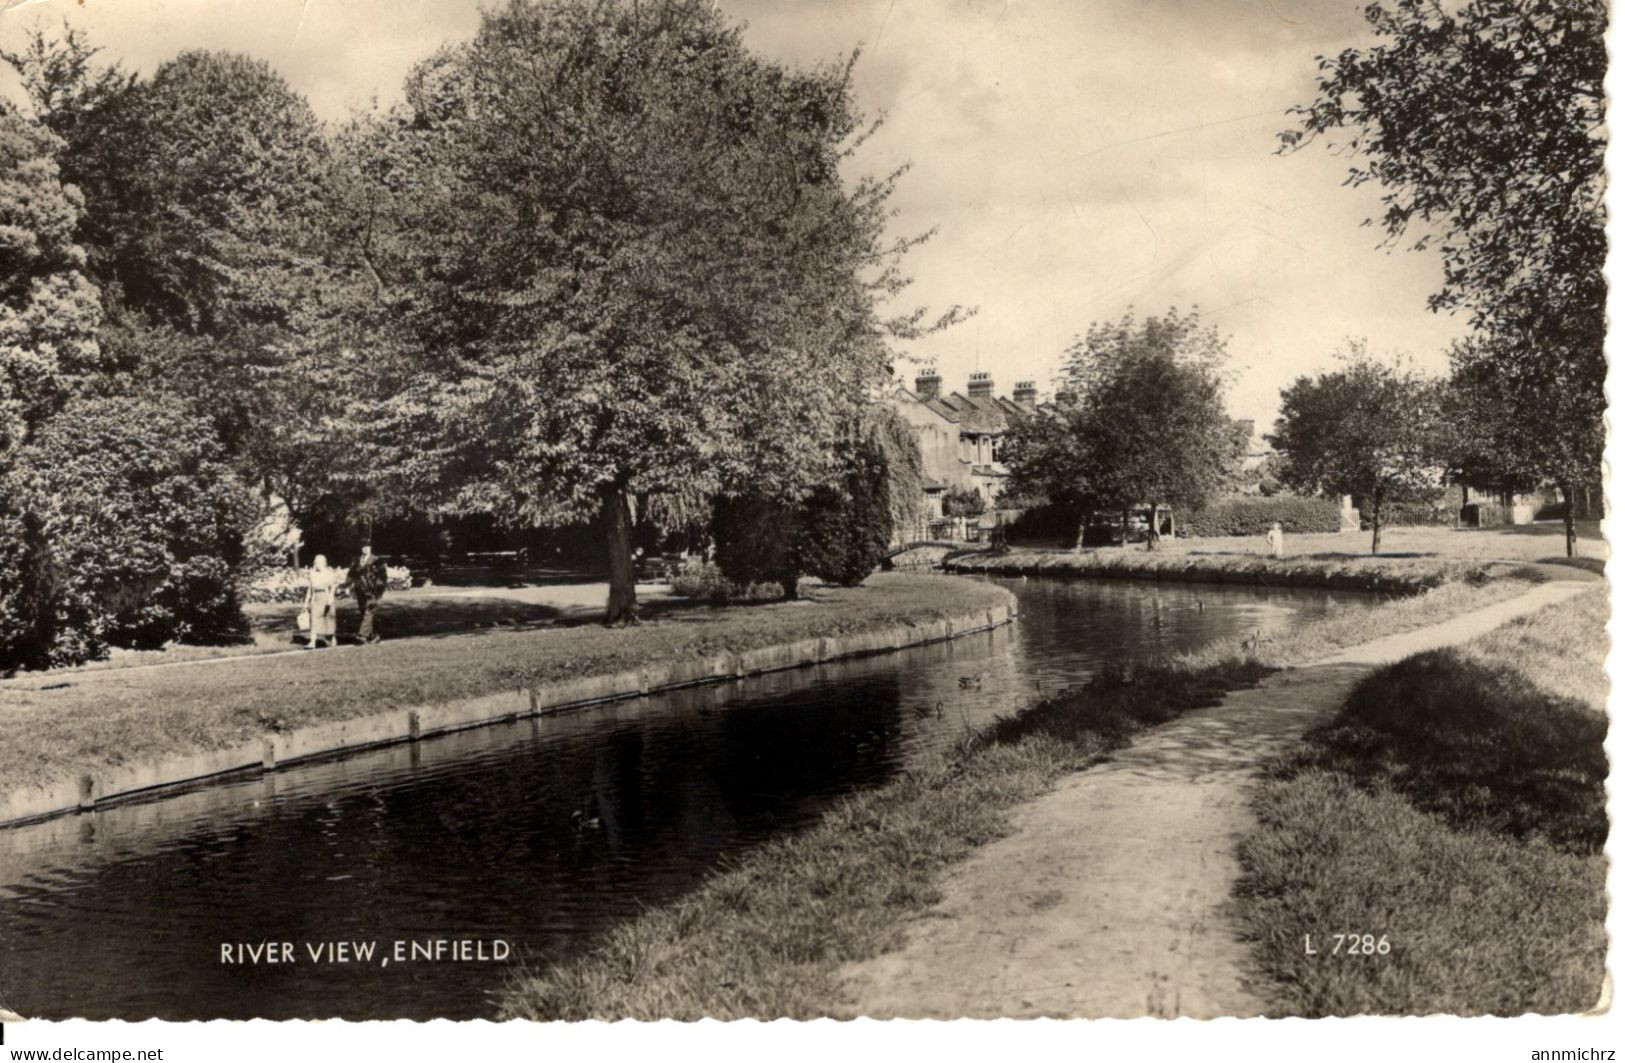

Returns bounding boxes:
[915,367,942,401]
[968,371,994,401]
[1013,380,1037,413]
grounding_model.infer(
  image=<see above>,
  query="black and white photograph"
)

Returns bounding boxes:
[0,0,1613,1051]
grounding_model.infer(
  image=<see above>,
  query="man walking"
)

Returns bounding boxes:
[348,544,389,644]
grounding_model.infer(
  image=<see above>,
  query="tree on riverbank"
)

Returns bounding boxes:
[1283,0,1605,558]
[1269,348,1442,556]
[1004,308,1237,551]
[337,0,956,625]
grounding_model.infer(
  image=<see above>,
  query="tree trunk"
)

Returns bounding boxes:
[1563,481,1577,558]
[602,485,639,626]
[1120,508,1130,549]
[1370,501,1383,556]
[1074,511,1089,553]
[780,575,799,601]
[1145,503,1159,552]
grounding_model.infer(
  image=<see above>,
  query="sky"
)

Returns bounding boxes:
[0,0,1474,427]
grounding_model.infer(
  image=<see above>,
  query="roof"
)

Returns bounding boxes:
[922,391,1025,432]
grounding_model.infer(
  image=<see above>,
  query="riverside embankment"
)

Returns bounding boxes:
[1,574,1365,1020]
[0,574,1015,827]
[497,564,1555,1019]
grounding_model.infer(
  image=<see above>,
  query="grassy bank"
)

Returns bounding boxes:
[498,569,1545,1019]
[956,522,1604,593]
[948,546,1505,595]
[1235,585,1608,1016]
[0,574,1011,796]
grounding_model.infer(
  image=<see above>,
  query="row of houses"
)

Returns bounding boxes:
[888,368,1033,540]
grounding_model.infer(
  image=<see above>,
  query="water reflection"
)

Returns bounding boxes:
[0,577,1372,1019]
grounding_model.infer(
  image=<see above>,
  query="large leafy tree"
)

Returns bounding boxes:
[5,35,341,468]
[348,0,953,623]
[1269,348,1443,555]
[1006,308,1236,550]
[0,104,104,464]
[1283,0,1604,555]
[0,103,106,673]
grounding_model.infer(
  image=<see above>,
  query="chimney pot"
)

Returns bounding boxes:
[915,367,942,401]
[1013,380,1038,412]
[968,371,994,400]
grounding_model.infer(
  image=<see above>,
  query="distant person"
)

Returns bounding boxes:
[1265,521,1285,559]
[348,544,389,644]
[303,555,340,649]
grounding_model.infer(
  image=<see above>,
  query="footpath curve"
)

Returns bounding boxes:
[837,578,1591,1019]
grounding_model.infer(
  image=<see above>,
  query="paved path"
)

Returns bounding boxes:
[837,579,1594,1019]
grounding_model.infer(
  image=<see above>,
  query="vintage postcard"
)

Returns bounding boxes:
[0,0,1611,1052]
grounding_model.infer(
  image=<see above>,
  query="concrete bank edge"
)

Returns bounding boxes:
[0,599,1016,830]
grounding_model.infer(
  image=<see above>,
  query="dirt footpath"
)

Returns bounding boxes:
[837,580,1593,1019]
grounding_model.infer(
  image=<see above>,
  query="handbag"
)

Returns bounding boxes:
[297,607,312,632]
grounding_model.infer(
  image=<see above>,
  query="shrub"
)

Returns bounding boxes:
[0,506,73,674]
[713,430,899,594]
[667,559,780,603]
[1005,500,1083,544]
[1180,495,1340,537]
[797,477,891,588]
[941,486,986,519]
[2,395,257,668]
[712,494,799,596]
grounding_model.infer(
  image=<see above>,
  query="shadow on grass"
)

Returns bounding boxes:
[1533,556,1606,576]
[1269,649,1607,855]
[1491,520,1603,540]
[976,658,1275,752]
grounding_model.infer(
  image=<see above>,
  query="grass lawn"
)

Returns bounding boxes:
[0,574,1012,796]
[497,568,1549,1019]
[1179,520,1605,564]
[979,521,1604,589]
[1235,585,1609,1015]
[62,582,685,673]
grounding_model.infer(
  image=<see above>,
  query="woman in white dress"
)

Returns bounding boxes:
[303,554,340,648]
[1264,521,1286,560]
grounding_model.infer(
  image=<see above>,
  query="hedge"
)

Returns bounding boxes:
[1180,496,1341,537]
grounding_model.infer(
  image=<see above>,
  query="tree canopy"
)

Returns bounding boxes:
[341,0,949,622]
[1005,308,1237,549]
[0,104,104,465]
[1284,0,1604,553]
[1269,347,1443,555]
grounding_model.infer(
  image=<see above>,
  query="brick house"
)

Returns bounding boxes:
[888,368,1035,539]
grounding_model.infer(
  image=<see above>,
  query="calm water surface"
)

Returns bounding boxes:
[0,577,1374,1019]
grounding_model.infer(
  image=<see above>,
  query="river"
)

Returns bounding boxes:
[0,576,1374,1020]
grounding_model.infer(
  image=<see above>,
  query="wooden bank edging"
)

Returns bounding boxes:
[0,600,1016,831]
